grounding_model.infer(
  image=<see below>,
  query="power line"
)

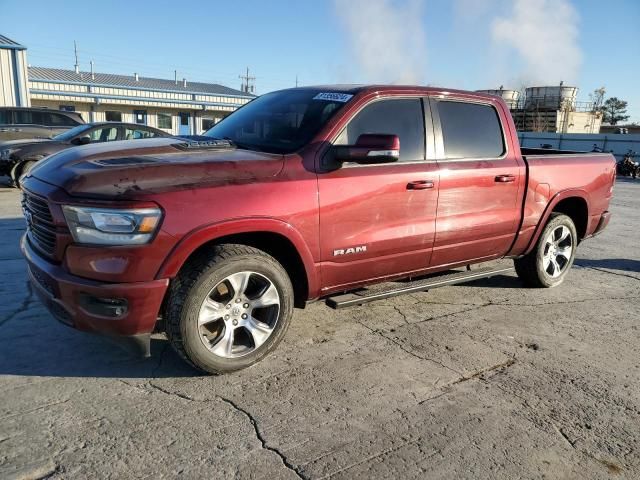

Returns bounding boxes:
[25,43,296,84]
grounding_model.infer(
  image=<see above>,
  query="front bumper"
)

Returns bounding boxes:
[21,234,169,356]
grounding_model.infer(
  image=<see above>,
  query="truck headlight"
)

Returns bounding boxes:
[62,206,162,245]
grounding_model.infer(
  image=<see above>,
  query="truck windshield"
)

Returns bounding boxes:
[203,89,354,154]
[53,124,92,141]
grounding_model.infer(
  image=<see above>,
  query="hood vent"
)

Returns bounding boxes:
[91,157,160,166]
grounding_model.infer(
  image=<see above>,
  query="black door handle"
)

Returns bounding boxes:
[407,180,434,190]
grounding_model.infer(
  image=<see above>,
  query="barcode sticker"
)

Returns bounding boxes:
[313,92,354,102]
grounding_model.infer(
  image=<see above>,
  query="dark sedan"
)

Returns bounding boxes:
[0,122,170,186]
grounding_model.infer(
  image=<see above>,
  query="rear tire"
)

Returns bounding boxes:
[165,244,294,374]
[514,213,577,288]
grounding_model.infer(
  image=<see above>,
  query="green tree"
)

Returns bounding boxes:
[599,97,630,125]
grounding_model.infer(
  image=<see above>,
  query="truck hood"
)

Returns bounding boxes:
[29,137,285,198]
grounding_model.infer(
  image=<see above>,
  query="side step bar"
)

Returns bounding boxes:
[325,266,514,309]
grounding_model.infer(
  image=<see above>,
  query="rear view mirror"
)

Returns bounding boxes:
[71,135,91,146]
[333,134,400,165]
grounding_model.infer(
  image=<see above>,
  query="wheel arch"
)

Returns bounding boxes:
[156,219,319,307]
[523,190,590,255]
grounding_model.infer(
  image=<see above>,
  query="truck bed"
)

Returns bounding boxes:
[521,147,591,156]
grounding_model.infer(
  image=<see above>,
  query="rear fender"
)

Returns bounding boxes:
[522,189,590,255]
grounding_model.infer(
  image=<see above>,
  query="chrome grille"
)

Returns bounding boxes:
[22,191,57,256]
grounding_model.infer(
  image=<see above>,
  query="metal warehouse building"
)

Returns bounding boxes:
[0,35,254,135]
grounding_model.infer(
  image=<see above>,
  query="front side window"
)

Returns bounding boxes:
[89,127,119,142]
[157,113,172,129]
[335,98,425,162]
[204,89,352,154]
[105,111,122,122]
[437,101,505,159]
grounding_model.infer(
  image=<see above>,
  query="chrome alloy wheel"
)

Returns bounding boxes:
[197,271,280,358]
[542,225,573,278]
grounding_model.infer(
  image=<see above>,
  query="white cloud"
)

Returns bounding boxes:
[491,0,582,85]
[334,0,427,84]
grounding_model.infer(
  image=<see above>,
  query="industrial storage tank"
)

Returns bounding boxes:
[476,88,520,109]
[524,85,577,110]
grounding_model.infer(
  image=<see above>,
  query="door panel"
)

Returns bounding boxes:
[431,98,523,266]
[433,159,521,265]
[319,163,439,289]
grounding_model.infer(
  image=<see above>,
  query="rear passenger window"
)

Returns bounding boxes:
[124,128,157,140]
[437,101,504,159]
[336,99,425,162]
[0,110,7,124]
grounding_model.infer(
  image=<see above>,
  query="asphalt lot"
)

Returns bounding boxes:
[0,178,638,480]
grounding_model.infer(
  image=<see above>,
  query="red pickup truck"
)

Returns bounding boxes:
[20,85,616,374]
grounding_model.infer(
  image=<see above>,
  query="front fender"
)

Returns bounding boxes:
[155,217,320,298]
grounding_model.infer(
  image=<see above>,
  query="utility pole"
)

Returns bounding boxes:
[73,40,79,74]
[239,67,256,94]
[295,75,299,88]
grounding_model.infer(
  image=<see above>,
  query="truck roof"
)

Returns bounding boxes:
[286,84,499,101]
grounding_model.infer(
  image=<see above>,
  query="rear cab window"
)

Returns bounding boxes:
[435,100,505,159]
[335,98,426,162]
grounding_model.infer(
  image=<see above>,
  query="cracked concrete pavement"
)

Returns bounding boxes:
[0,178,639,479]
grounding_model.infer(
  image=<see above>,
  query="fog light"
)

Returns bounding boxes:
[79,294,128,318]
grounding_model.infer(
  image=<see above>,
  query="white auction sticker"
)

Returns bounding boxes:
[313,92,353,102]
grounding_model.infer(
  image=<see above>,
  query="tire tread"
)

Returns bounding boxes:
[164,244,286,373]
[514,213,576,288]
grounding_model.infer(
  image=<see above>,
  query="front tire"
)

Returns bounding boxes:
[165,244,294,374]
[514,213,577,288]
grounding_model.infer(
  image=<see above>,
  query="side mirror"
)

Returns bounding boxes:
[333,134,400,165]
[71,135,91,146]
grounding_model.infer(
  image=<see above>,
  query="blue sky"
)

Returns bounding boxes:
[2,0,639,121]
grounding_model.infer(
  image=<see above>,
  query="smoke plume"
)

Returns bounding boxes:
[334,0,427,84]
[491,0,582,84]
